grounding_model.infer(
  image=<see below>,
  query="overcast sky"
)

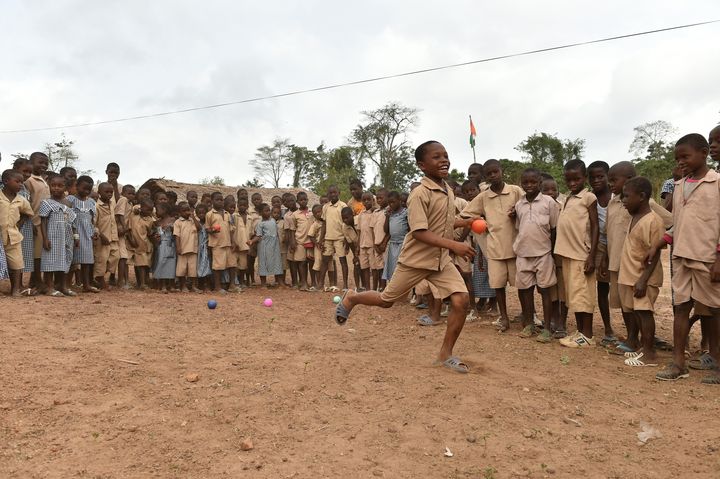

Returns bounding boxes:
[1,1,719,187]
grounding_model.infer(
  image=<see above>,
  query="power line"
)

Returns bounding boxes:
[2,19,718,134]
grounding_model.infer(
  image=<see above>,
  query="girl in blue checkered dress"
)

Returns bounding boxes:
[0,239,8,281]
[40,176,77,297]
[67,176,98,292]
[14,159,35,274]
[195,204,212,289]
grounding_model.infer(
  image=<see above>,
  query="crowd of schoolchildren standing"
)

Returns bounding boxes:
[1,124,719,381]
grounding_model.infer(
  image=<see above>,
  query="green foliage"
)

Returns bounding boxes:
[304,144,365,203]
[498,158,567,192]
[630,120,678,199]
[240,177,263,188]
[350,102,420,191]
[286,145,318,188]
[515,132,585,166]
[251,138,291,188]
[200,176,226,186]
[448,168,466,184]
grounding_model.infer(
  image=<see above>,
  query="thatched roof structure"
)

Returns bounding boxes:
[138,178,321,206]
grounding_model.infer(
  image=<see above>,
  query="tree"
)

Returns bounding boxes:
[286,145,317,188]
[448,169,466,184]
[251,138,291,188]
[200,176,225,186]
[304,144,366,201]
[629,120,677,162]
[240,177,263,188]
[350,102,420,191]
[44,133,79,172]
[515,132,585,166]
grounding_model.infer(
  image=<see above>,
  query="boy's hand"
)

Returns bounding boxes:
[117,225,125,236]
[508,206,517,219]
[450,241,476,261]
[246,240,252,246]
[598,254,609,280]
[634,279,647,298]
[643,246,659,267]
[584,255,595,274]
[43,238,51,251]
[92,232,99,240]
[712,254,720,282]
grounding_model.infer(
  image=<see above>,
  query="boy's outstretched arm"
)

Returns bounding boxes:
[585,200,599,273]
[412,229,475,260]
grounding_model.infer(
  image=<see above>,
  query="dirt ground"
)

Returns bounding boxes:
[1,253,719,479]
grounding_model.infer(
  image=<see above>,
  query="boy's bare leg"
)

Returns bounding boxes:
[228,268,239,292]
[622,312,640,350]
[339,257,349,290]
[318,256,331,290]
[496,287,509,331]
[598,282,613,337]
[671,302,693,368]
[9,269,22,296]
[361,268,370,290]
[518,288,534,329]
[578,312,592,338]
[438,293,469,362]
[636,311,657,362]
[426,296,442,323]
[539,287,553,330]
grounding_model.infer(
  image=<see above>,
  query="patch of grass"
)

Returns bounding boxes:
[483,466,497,479]
[560,355,570,365]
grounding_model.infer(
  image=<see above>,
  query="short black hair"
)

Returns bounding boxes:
[349,178,364,188]
[608,161,636,178]
[47,173,64,184]
[311,203,323,212]
[468,162,482,171]
[341,206,353,217]
[177,201,190,209]
[521,167,542,178]
[624,176,652,199]
[676,133,710,150]
[121,184,135,193]
[484,159,500,169]
[166,191,178,201]
[461,180,478,190]
[29,152,48,163]
[12,157,30,169]
[414,140,440,163]
[251,192,262,199]
[587,161,610,173]
[59,166,76,176]
[106,162,120,170]
[2,169,22,182]
[540,172,554,181]
[387,190,400,200]
[76,175,94,187]
[564,159,587,175]
[296,191,308,199]
[211,191,223,200]
[195,203,208,213]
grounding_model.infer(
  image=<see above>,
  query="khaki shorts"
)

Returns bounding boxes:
[3,241,23,270]
[313,246,335,272]
[595,242,609,283]
[290,245,309,262]
[515,254,557,290]
[609,270,622,309]
[323,238,346,258]
[94,241,119,277]
[131,250,152,267]
[118,236,129,260]
[454,253,472,274]
[381,261,467,303]
[176,252,198,277]
[359,247,374,269]
[488,258,516,289]
[549,256,565,302]
[561,257,597,314]
[618,283,659,312]
[211,246,234,271]
[415,279,441,299]
[372,248,385,270]
[237,251,248,270]
[672,257,720,308]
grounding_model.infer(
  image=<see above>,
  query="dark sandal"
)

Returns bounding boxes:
[689,352,717,371]
[334,291,351,325]
[655,363,690,381]
[700,370,720,385]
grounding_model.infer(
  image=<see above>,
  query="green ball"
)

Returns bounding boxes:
[333,295,342,304]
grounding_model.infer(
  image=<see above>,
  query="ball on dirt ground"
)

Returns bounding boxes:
[471,219,488,234]
[333,295,341,304]
[207,299,217,309]
[263,298,273,307]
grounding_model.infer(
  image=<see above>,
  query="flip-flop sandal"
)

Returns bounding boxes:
[20,288,37,296]
[700,370,720,385]
[415,303,429,310]
[334,291,351,325]
[624,353,657,367]
[624,349,643,359]
[329,286,340,293]
[600,335,619,347]
[552,329,567,339]
[417,314,442,326]
[436,356,469,374]
[655,364,690,381]
[610,342,637,355]
[654,338,673,351]
[689,352,717,370]
[46,290,64,297]
[62,290,78,297]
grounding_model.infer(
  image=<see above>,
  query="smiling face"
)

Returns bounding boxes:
[106,165,120,182]
[32,155,49,176]
[675,143,708,177]
[541,179,558,199]
[49,176,66,199]
[417,143,450,181]
[587,167,608,194]
[564,168,586,195]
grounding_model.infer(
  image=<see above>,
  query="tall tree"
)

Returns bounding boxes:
[304,144,366,201]
[629,120,677,162]
[200,176,225,186]
[251,138,291,188]
[350,102,420,191]
[286,145,317,188]
[515,132,585,166]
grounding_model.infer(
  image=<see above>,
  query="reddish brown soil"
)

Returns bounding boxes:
[1,258,719,478]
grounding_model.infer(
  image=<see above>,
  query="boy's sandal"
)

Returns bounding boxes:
[19,288,36,297]
[689,352,717,371]
[653,337,674,351]
[600,335,619,347]
[435,356,469,374]
[62,290,78,297]
[46,290,64,297]
[624,353,657,367]
[552,329,567,339]
[417,314,442,326]
[655,364,690,381]
[307,286,318,292]
[700,370,720,385]
[87,286,100,293]
[334,291,351,325]
[610,342,636,355]
[415,303,429,310]
[624,349,643,359]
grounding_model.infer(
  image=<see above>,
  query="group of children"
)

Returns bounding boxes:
[2,125,719,381]
[336,125,720,381]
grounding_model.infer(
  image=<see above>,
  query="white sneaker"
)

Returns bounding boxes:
[440,304,450,318]
[533,313,542,327]
[563,332,595,348]
[465,310,477,322]
[559,331,581,346]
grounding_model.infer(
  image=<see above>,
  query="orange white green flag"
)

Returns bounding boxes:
[469,116,477,148]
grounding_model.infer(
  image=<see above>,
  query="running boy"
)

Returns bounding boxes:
[461,159,524,331]
[649,134,720,383]
[555,159,599,348]
[336,141,476,373]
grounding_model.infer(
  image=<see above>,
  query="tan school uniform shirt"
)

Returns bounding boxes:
[96,199,119,241]
[398,176,455,271]
[321,200,348,241]
[461,183,524,260]
[554,188,597,261]
[357,210,375,249]
[173,217,198,254]
[290,208,313,245]
[232,212,250,252]
[115,196,132,230]
[606,195,672,272]
[206,209,232,248]
[513,193,560,258]
[25,175,49,226]
[128,213,154,253]
[618,211,664,287]
[0,190,33,245]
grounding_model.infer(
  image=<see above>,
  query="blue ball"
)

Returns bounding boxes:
[207,299,217,310]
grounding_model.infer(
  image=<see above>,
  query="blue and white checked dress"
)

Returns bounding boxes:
[196,226,211,278]
[39,199,76,273]
[153,224,177,279]
[382,208,409,281]
[67,195,96,265]
[472,243,496,298]
[18,185,34,272]
[0,239,8,280]
[256,219,283,276]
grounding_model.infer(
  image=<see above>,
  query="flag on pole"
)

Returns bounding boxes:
[469,116,477,148]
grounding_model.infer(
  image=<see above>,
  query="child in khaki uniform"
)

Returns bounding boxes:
[115,185,135,289]
[25,152,50,290]
[288,192,313,290]
[540,178,568,337]
[606,161,672,355]
[94,183,120,289]
[206,192,237,293]
[555,160,599,348]
[651,134,720,383]
[308,205,334,291]
[319,186,348,292]
[357,192,376,291]
[461,159,524,331]
[174,201,200,292]
[232,198,251,287]
[372,189,390,290]
[617,177,666,368]
[336,141,476,373]
[0,170,34,295]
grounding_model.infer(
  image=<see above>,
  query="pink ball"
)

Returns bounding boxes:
[263,298,273,307]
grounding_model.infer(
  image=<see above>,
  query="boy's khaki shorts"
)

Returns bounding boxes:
[549,255,565,302]
[359,247,374,269]
[371,248,385,271]
[561,257,597,314]
[672,257,720,308]
[313,246,334,272]
[211,246,234,270]
[237,251,248,270]
[94,241,119,277]
[609,271,622,309]
[322,239,346,258]
[3,241,23,270]
[381,262,467,303]
[415,279,440,299]
[488,258,516,289]
[290,245,309,262]
[118,236,129,260]
[176,252,198,277]
[515,254,557,290]
[618,283,659,312]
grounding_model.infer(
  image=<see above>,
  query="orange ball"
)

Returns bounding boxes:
[471,219,487,234]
